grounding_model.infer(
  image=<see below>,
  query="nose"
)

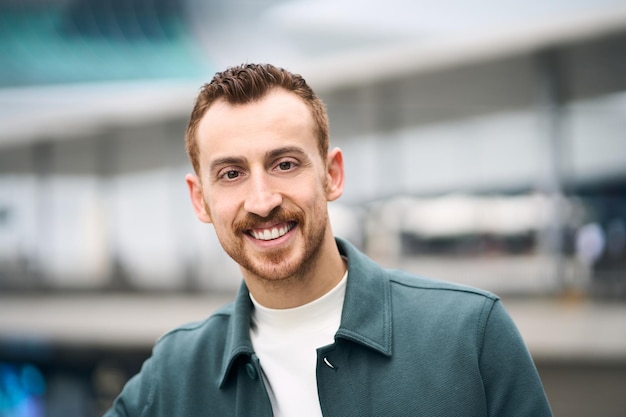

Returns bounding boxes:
[244,173,283,217]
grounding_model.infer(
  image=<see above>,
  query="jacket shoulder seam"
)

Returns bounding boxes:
[476,297,498,363]
[388,274,499,301]
[141,365,155,417]
[155,307,233,345]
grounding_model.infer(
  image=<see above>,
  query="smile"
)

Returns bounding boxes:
[248,222,296,241]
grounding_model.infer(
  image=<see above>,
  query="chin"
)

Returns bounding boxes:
[250,257,302,282]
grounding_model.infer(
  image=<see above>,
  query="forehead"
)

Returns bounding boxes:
[197,89,316,155]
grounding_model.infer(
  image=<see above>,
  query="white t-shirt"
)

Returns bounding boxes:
[250,272,347,417]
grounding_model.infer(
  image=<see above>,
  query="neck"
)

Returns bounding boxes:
[244,236,346,309]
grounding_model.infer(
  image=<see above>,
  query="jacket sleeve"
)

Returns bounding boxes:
[102,354,156,417]
[479,300,553,417]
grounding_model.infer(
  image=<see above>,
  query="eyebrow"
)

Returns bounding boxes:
[266,146,307,160]
[210,146,308,170]
[209,156,247,174]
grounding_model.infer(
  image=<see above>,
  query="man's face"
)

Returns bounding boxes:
[187,89,343,283]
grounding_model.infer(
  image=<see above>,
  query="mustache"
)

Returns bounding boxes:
[234,206,304,232]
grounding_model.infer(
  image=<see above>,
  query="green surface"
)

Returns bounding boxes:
[0,6,210,86]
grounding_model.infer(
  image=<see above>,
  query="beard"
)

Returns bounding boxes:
[218,205,328,283]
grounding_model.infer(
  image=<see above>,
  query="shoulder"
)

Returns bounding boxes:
[386,268,498,301]
[152,302,235,357]
[339,236,497,305]
[383,269,501,333]
[339,236,500,329]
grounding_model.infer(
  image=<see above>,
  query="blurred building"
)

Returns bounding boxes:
[1,0,625,296]
[1,1,626,416]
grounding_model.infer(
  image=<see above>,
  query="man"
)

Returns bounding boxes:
[105,63,552,416]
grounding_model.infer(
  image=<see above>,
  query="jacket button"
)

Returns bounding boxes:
[245,362,258,380]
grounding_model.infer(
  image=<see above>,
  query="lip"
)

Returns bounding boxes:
[246,221,297,244]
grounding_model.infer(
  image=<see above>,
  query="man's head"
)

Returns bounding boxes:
[185,63,329,176]
[184,64,344,294]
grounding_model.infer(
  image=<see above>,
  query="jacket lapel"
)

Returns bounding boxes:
[335,238,393,357]
[218,283,255,388]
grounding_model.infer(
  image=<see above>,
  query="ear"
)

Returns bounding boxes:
[185,173,212,223]
[325,147,344,202]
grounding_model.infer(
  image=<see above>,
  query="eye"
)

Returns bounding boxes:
[278,161,293,171]
[218,169,242,181]
[274,158,299,173]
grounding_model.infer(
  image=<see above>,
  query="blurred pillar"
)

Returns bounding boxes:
[534,49,569,294]
[95,133,126,290]
[33,141,53,287]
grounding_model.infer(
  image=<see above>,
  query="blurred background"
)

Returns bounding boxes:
[1,0,626,415]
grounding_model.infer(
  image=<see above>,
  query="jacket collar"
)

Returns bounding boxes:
[218,237,393,388]
[335,237,393,357]
[218,282,255,388]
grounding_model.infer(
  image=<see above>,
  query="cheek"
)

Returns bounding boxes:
[206,194,240,225]
[298,185,328,216]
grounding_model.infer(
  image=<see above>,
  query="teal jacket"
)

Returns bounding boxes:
[105,238,552,416]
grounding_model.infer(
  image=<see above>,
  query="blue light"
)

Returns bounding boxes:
[0,362,45,417]
[20,365,46,397]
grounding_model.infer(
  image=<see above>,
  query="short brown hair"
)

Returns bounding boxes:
[185,63,329,174]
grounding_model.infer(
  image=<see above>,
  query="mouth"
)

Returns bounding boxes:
[247,222,296,241]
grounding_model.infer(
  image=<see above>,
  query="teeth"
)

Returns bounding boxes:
[251,224,293,241]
